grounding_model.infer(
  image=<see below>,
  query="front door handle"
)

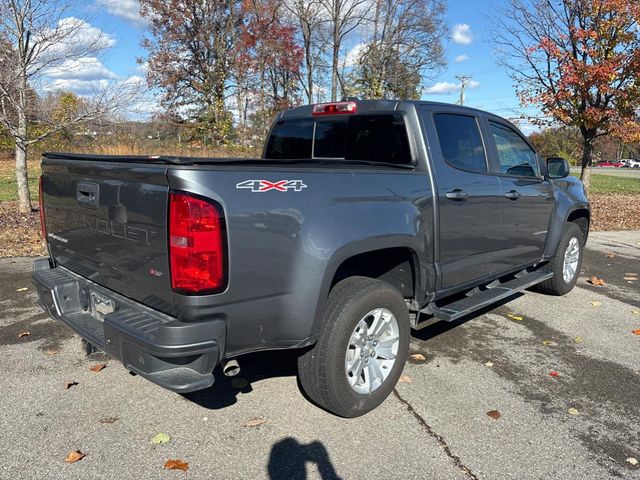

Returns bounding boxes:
[445,189,468,201]
[504,190,520,200]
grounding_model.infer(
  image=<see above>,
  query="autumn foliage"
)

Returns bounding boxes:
[496,0,640,189]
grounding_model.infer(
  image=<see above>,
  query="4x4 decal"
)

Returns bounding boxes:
[236,180,307,192]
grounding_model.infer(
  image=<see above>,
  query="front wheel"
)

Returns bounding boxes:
[298,276,410,417]
[534,222,585,296]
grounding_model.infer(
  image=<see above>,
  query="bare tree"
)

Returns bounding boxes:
[284,0,328,103]
[350,0,447,99]
[0,0,135,212]
[318,0,370,101]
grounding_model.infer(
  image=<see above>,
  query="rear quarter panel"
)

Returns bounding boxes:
[168,166,433,356]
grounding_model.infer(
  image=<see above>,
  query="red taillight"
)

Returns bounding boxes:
[312,101,357,116]
[39,176,47,240]
[169,192,226,294]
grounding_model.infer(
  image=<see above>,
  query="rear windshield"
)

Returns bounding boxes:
[264,113,412,165]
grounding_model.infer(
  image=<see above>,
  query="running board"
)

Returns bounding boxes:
[428,270,553,322]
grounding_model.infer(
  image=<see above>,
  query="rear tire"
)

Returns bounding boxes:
[298,276,410,417]
[534,222,584,296]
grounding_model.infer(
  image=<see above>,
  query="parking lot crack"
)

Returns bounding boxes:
[393,389,479,480]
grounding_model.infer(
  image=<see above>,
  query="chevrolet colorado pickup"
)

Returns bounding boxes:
[33,100,589,417]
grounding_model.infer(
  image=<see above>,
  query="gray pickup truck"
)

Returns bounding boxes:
[33,100,589,417]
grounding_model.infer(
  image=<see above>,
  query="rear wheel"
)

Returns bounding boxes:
[535,222,584,295]
[298,276,410,417]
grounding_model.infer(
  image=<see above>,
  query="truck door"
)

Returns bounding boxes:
[419,107,505,291]
[484,119,554,267]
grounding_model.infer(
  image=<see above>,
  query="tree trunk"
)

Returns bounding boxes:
[331,41,339,101]
[579,136,595,193]
[15,139,32,213]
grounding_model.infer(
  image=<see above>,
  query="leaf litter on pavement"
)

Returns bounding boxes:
[64,450,86,464]
[587,276,605,286]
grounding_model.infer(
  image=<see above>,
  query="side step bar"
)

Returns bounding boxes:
[428,270,553,322]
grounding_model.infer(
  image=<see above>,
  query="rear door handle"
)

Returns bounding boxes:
[504,190,520,200]
[445,189,468,201]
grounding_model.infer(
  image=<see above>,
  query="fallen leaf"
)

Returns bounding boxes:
[409,353,426,362]
[98,417,119,424]
[549,371,560,377]
[589,301,602,307]
[486,410,501,420]
[64,450,86,463]
[151,433,171,444]
[632,329,640,336]
[567,407,580,416]
[507,313,523,321]
[244,418,267,428]
[587,276,605,286]
[623,277,637,281]
[18,331,30,338]
[398,374,413,383]
[89,363,107,373]
[64,381,78,390]
[605,252,616,258]
[484,361,494,367]
[574,336,584,343]
[633,310,640,316]
[164,459,189,473]
[627,457,638,466]
[625,273,638,277]
[44,349,59,355]
[16,287,28,292]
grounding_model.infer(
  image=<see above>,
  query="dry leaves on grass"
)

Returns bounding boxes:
[0,202,45,258]
[486,410,501,420]
[587,276,605,286]
[64,450,86,464]
[590,194,640,231]
[164,459,189,473]
[18,331,30,338]
[89,363,107,373]
[64,381,78,390]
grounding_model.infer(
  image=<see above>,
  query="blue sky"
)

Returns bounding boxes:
[56,0,536,130]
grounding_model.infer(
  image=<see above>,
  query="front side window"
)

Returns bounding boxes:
[433,114,487,172]
[489,122,540,177]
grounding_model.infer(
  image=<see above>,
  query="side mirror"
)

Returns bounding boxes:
[547,157,570,179]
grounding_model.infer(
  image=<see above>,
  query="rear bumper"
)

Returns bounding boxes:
[31,258,225,393]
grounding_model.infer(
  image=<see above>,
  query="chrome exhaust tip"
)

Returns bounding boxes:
[222,359,240,377]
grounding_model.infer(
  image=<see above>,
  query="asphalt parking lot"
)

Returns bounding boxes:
[1,231,639,480]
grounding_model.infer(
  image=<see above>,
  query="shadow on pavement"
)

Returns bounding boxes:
[182,349,300,410]
[268,437,342,480]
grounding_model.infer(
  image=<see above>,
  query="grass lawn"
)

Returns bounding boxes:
[572,172,640,195]
[0,159,41,203]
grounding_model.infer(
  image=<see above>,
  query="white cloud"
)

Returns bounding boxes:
[424,79,480,95]
[45,57,117,81]
[97,0,147,27]
[43,17,116,54]
[43,78,111,95]
[454,54,469,63]
[452,24,473,45]
[344,42,368,67]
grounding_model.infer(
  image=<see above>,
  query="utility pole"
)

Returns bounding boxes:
[456,75,472,106]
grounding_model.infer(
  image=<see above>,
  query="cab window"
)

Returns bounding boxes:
[489,122,540,177]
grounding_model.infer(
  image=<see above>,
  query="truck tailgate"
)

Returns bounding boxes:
[41,159,175,316]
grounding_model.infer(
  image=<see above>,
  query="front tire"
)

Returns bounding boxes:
[298,276,410,417]
[535,222,584,296]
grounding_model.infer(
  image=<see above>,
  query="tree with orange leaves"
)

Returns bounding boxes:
[494,0,640,190]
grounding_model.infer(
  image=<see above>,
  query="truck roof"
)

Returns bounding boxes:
[279,99,502,120]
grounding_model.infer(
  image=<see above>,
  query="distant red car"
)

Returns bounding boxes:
[596,160,624,167]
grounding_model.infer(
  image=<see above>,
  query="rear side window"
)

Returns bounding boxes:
[265,114,412,164]
[433,114,487,172]
[489,122,540,177]
[264,119,314,159]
